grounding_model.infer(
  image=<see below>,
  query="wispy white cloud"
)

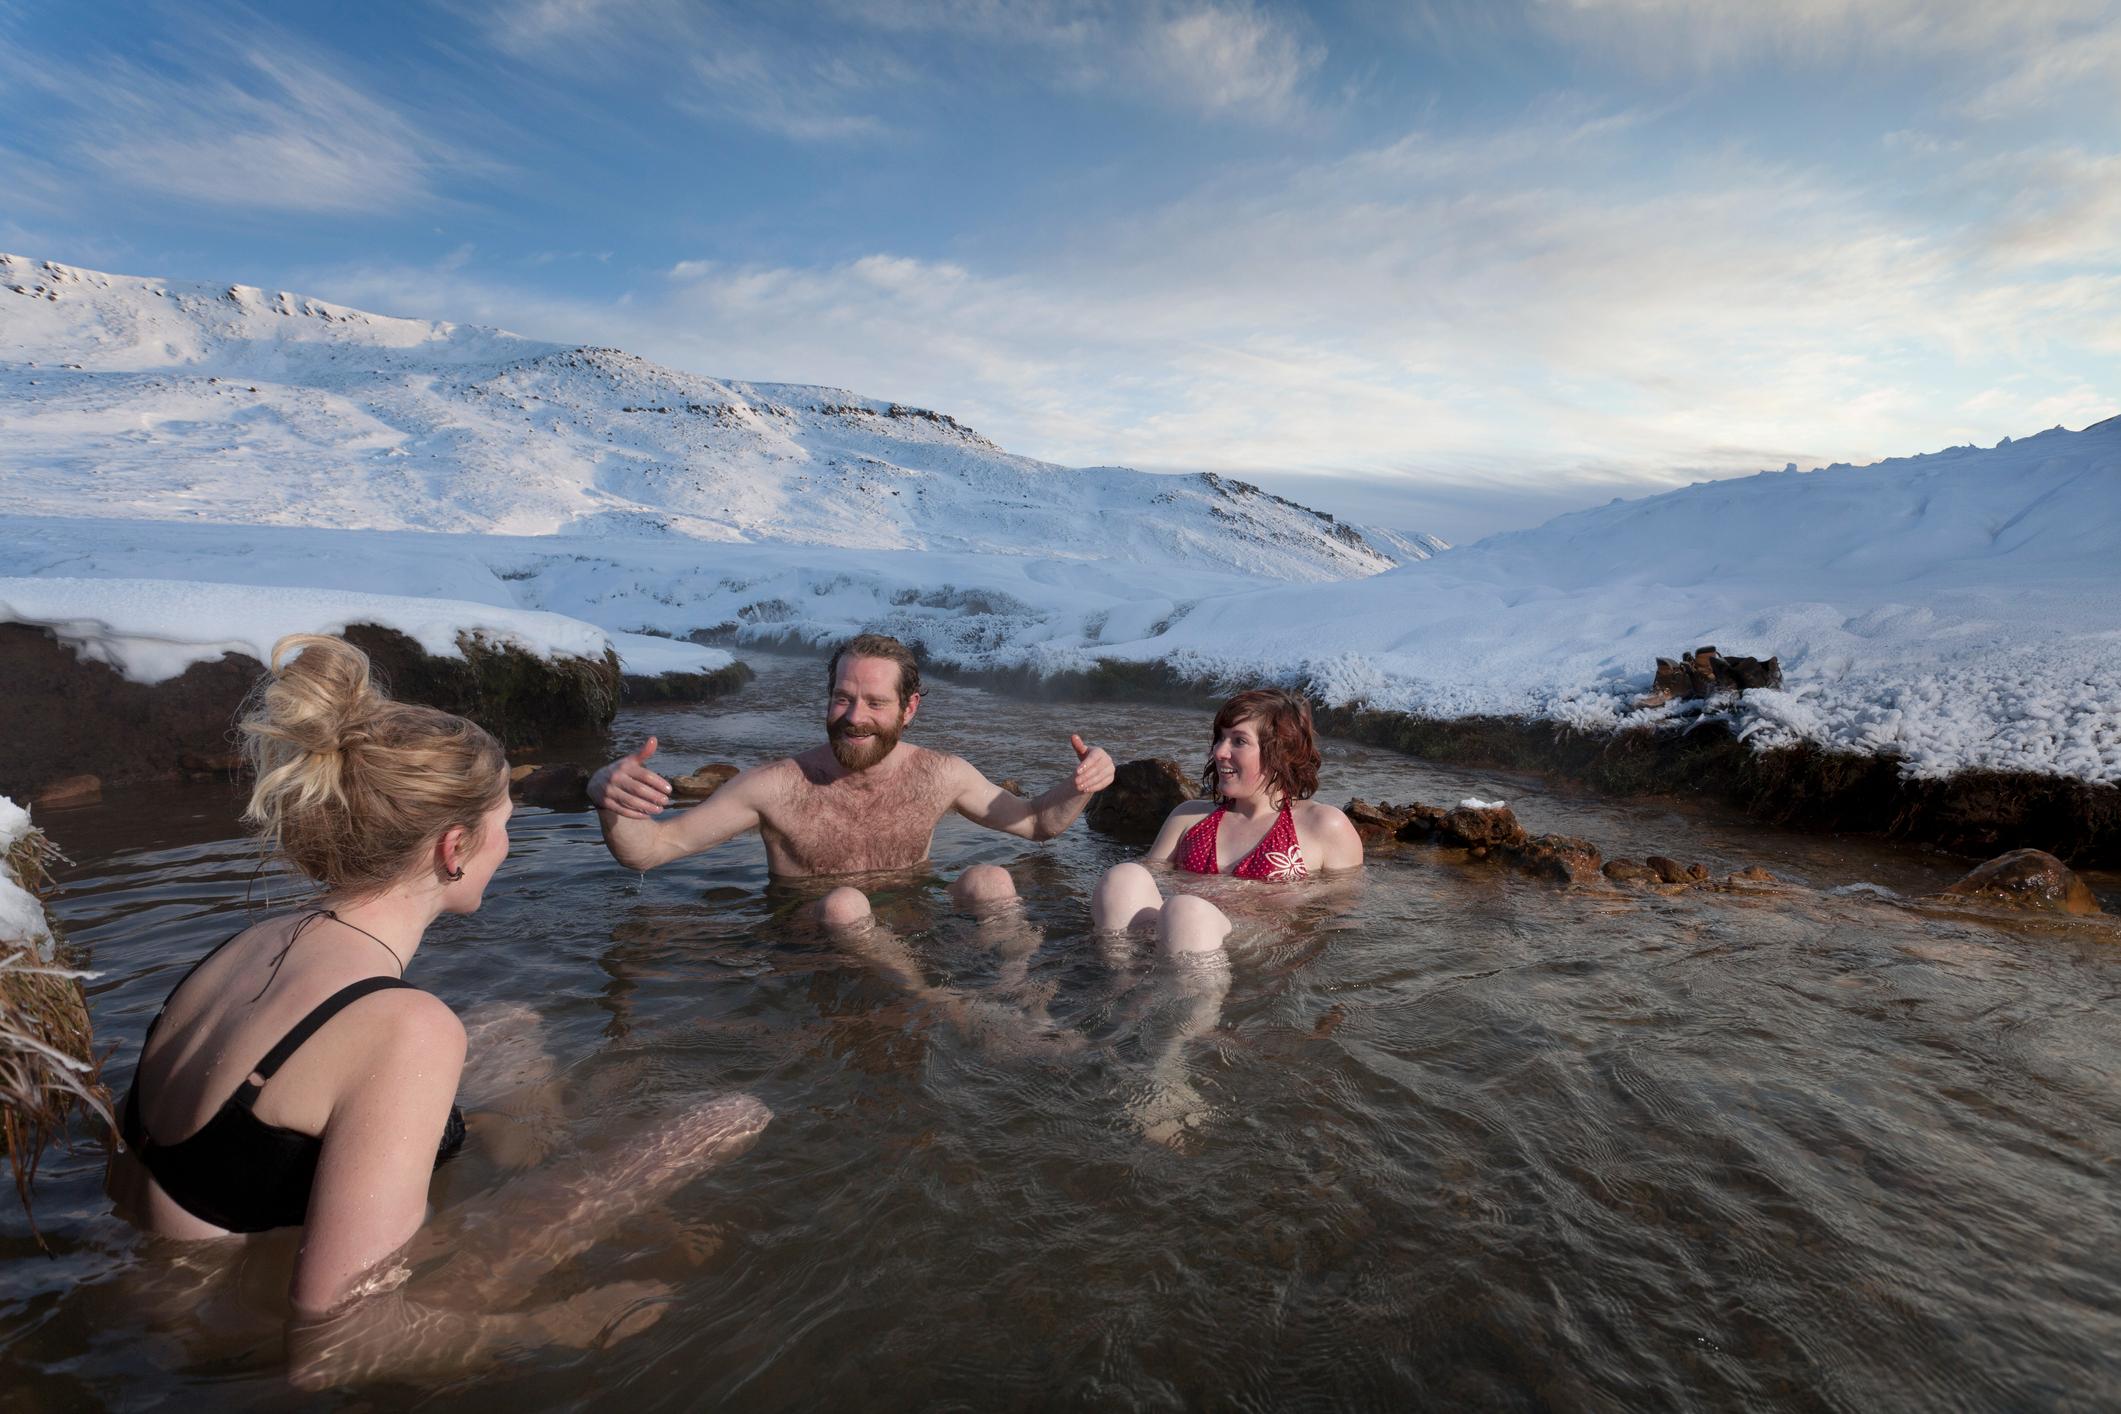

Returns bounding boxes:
[1963,21,2121,118]
[304,104,2121,533]
[0,26,484,214]
[1128,4,1323,124]
[476,0,1327,130]
[1534,0,2117,71]
[683,45,896,142]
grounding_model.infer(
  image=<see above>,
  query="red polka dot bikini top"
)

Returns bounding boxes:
[1176,804,1309,880]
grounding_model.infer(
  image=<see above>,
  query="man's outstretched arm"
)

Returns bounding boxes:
[589,737,766,870]
[953,734,1114,842]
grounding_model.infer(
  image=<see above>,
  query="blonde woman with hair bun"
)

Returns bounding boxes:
[107,634,772,1387]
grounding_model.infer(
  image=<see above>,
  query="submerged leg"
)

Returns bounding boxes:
[812,885,875,932]
[1157,893,1232,957]
[948,863,1019,911]
[1132,946,1232,1149]
[289,1093,773,1389]
[459,1002,563,1169]
[1093,861,1165,932]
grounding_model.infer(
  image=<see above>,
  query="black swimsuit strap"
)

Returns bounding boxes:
[233,976,414,1107]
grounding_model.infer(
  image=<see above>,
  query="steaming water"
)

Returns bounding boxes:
[5,652,2118,1409]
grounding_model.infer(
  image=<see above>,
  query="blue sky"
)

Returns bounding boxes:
[3,0,2118,542]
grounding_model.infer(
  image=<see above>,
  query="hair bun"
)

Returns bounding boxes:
[261,634,383,756]
[239,634,507,896]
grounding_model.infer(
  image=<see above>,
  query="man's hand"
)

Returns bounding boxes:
[590,738,673,820]
[1069,734,1114,794]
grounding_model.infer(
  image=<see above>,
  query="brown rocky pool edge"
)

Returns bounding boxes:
[922,656,2121,871]
[4,615,2113,869]
[0,622,753,809]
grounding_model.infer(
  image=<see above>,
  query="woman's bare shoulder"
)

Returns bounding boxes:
[1294,798,1353,828]
[1295,799,1364,863]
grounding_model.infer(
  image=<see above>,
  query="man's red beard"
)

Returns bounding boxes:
[827,714,902,771]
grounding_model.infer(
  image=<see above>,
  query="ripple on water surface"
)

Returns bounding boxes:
[6,651,2118,1410]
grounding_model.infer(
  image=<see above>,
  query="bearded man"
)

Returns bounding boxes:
[588,633,1115,927]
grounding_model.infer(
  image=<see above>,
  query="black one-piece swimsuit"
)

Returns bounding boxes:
[119,931,465,1234]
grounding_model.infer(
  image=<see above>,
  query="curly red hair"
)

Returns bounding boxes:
[1201,688,1321,805]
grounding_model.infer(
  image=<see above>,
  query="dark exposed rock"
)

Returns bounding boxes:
[1603,858,1657,884]
[1311,701,2121,868]
[1506,833,1604,885]
[1393,804,1451,842]
[177,751,242,779]
[1345,798,1428,844]
[671,763,740,801]
[1636,644,1783,708]
[997,778,1027,798]
[620,660,755,704]
[1087,758,1197,841]
[1687,862,1711,883]
[513,763,592,810]
[1441,803,1527,850]
[341,625,619,748]
[1940,848,2102,916]
[2,621,622,800]
[1646,855,1692,885]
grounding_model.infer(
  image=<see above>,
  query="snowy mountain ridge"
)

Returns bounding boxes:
[0,253,1432,579]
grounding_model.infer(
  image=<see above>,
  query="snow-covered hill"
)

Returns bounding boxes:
[1112,418,2121,782]
[0,254,1414,580]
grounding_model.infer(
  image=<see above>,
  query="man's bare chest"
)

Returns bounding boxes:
[761,763,957,875]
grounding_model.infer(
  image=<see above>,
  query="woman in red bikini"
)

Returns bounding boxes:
[1091,687,1363,954]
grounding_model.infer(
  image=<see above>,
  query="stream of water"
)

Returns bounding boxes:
[5,651,2117,1410]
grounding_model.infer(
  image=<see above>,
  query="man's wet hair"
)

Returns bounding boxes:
[827,633,923,707]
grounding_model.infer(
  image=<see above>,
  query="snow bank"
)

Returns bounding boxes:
[0,576,623,684]
[1107,420,2121,783]
[5,405,2118,786]
[0,796,53,956]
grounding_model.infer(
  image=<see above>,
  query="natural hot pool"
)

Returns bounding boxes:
[4,650,2118,1409]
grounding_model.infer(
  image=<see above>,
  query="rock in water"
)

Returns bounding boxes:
[1344,798,1436,845]
[1645,855,1692,885]
[513,764,592,810]
[1441,803,1528,851]
[1087,759,1197,841]
[1506,833,1604,884]
[1941,849,2103,916]
[671,763,740,801]
[29,774,100,810]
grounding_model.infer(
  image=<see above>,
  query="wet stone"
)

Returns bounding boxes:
[1506,833,1604,885]
[177,751,242,779]
[1646,855,1692,885]
[1441,804,1527,850]
[30,773,101,810]
[1603,858,1657,885]
[1087,758,1197,841]
[1940,848,2102,916]
[513,763,592,810]
[672,763,741,801]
